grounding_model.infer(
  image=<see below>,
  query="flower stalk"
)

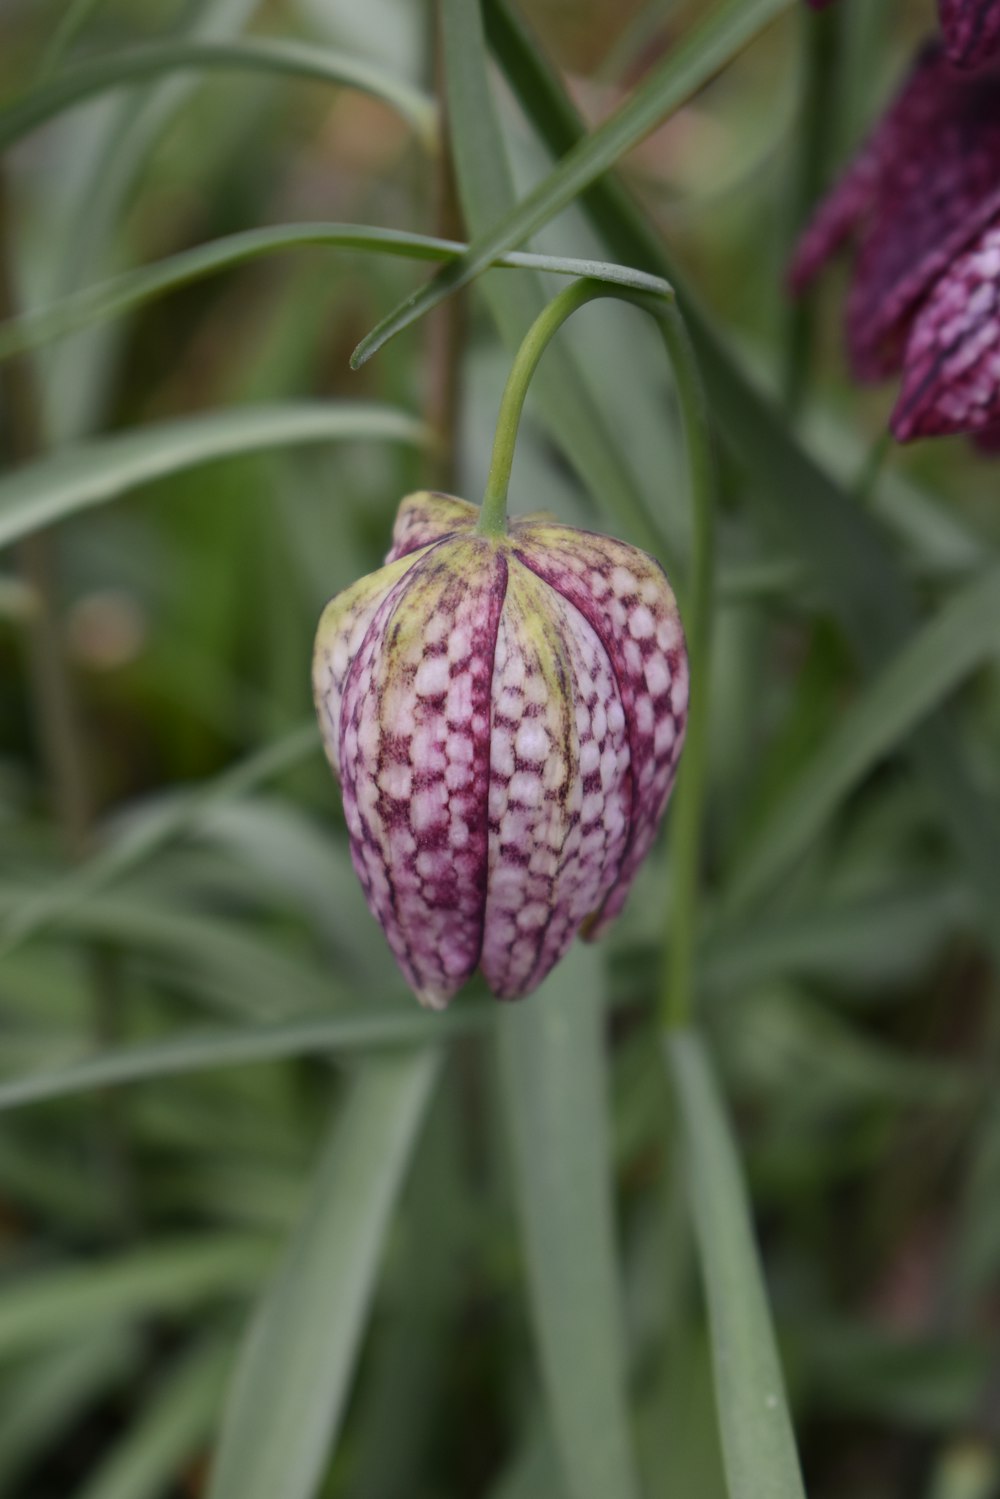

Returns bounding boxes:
[476,277,716,1028]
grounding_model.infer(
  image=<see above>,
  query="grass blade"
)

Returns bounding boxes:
[665,1031,806,1499]
[729,563,1000,909]
[0,1332,140,1493]
[0,722,320,955]
[497,947,641,1499]
[74,1337,230,1499]
[208,1051,439,1499]
[0,1237,272,1360]
[0,224,671,365]
[0,402,428,551]
[0,1006,490,1112]
[352,0,792,367]
[441,0,671,564]
[0,39,437,151]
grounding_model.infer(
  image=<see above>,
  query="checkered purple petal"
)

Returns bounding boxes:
[892,213,1000,439]
[384,490,477,564]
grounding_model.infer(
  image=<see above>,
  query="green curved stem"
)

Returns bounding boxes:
[0,39,437,155]
[477,277,715,1030]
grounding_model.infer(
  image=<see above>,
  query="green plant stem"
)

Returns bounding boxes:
[476,278,715,1030]
[0,174,93,853]
[854,429,892,508]
[782,2,842,416]
[0,169,138,1238]
[477,278,603,535]
[423,26,467,494]
[38,0,105,78]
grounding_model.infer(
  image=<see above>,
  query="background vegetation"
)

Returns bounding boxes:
[0,1,998,1496]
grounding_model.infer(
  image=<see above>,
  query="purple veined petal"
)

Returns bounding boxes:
[338,537,507,1008]
[384,490,477,564]
[788,43,948,295]
[939,0,1000,67]
[479,559,631,1000]
[891,215,1000,440]
[312,544,435,778]
[845,59,1000,379]
[510,522,688,937]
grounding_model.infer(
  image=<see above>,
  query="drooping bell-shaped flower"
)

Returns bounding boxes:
[312,492,688,1008]
[803,0,1000,68]
[789,39,1000,442]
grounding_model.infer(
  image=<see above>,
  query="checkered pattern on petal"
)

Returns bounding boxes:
[509,521,688,937]
[384,491,477,563]
[338,538,507,1009]
[313,546,433,778]
[892,212,1000,439]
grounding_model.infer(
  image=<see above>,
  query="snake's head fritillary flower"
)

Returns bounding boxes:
[803,1,1000,67]
[312,492,688,1008]
[789,39,1000,442]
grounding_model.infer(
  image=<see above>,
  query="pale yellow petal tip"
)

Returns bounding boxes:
[387,491,478,562]
[415,986,451,1013]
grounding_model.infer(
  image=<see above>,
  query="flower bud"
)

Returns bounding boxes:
[313,493,688,1007]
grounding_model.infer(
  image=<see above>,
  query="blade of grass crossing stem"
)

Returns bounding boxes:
[0,225,670,365]
[0,721,320,955]
[0,402,428,551]
[0,39,436,152]
[483,0,1000,965]
[497,947,641,1499]
[450,6,679,561]
[208,1051,439,1499]
[74,1337,231,1499]
[666,1031,806,1499]
[0,1007,489,1113]
[353,0,792,366]
[0,1236,272,1359]
[0,1332,141,1494]
[42,0,260,445]
[440,0,670,560]
[730,562,1000,909]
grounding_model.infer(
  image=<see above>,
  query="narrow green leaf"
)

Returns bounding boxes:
[702,881,971,997]
[485,0,1000,965]
[441,0,672,568]
[0,1237,272,1360]
[0,722,320,955]
[353,0,792,366]
[0,886,353,1020]
[0,223,670,365]
[40,0,260,445]
[0,1005,490,1112]
[208,1051,439,1499]
[37,0,107,77]
[497,947,641,1499]
[665,1031,806,1499]
[0,39,437,151]
[0,1332,140,1493]
[74,1338,230,1499]
[729,564,1000,909]
[0,402,428,551]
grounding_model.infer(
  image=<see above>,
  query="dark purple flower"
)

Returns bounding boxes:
[312,493,688,1007]
[790,41,1000,442]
